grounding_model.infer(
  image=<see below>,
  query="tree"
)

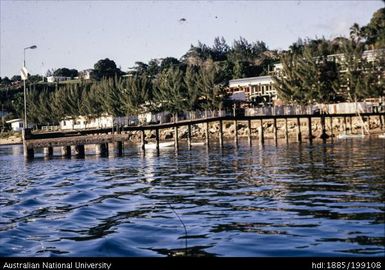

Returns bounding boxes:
[1,77,11,86]
[362,8,385,48]
[272,52,304,104]
[121,74,152,116]
[94,58,122,79]
[53,68,78,78]
[212,36,229,61]
[160,57,182,71]
[153,67,187,118]
[184,65,202,111]
[11,75,21,82]
[197,64,226,112]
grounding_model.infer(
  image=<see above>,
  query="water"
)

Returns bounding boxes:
[0,139,384,257]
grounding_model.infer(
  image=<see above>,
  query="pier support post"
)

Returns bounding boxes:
[234,120,238,147]
[380,115,384,130]
[22,128,34,159]
[23,144,34,159]
[343,117,347,134]
[308,117,313,142]
[75,145,85,157]
[205,122,210,147]
[247,119,252,146]
[259,119,264,145]
[141,130,146,151]
[115,141,123,156]
[349,116,353,133]
[320,114,327,141]
[219,120,224,148]
[95,143,108,156]
[43,146,53,157]
[61,146,71,157]
[174,126,179,151]
[156,128,160,153]
[273,118,278,142]
[297,117,302,142]
[330,117,334,139]
[284,118,289,142]
[187,124,192,150]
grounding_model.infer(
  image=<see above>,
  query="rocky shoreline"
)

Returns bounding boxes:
[1,115,384,146]
[126,116,385,142]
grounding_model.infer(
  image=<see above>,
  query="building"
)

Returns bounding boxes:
[46,76,71,83]
[78,69,94,80]
[228,75,277,105]
[228,63,282,105]
[6,119,24,132]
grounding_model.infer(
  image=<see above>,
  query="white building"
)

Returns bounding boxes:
[46,76,71,83]
[228,63,282,105]
[6,119,24,131]
[78,69,94,80]
[228,75,277,104]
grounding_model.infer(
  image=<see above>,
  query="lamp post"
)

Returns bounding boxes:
[23,45,37,129]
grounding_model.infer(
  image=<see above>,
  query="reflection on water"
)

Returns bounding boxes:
[0,138,384,257]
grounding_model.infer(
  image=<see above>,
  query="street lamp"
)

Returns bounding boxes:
[22,45,37,129]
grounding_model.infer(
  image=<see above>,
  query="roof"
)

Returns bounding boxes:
[6,118,23,124]
[229,75,274,87]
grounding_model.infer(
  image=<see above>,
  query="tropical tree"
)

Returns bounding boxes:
[153,67,187,120]
[121,74,152,116]
[94,58,122,79]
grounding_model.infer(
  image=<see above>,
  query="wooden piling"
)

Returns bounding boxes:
[115,141,123,156]
[43,146,53,157]
[349,116,353,133]
[23,144,34,159]
[75,145,85,157]
[308,117,313,142]
[234,120,238,146]
[273,118,278,142]
[156,128,160,152]
[174,126,179,151]
[95,143,108,156]
[259,119,264,145]
[205,122,210,147]
[343,116,347,133]
[141,130,146,151]
[61,146,71,157]
[219,120,224,147]
[380,115,384,130]
[297,117,302,142]
[247,119,252,146]
[284,118,289,142]
[330,116,334,138]
[320,114,327,141]
[187,124,192,150]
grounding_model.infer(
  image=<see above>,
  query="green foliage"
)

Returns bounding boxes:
[53,68,78,78]
[153,67,187,115]
[94,58,122,79]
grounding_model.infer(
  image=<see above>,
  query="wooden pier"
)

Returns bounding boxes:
[22,112,385,159]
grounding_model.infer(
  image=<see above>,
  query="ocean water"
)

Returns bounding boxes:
[0,138,384,257]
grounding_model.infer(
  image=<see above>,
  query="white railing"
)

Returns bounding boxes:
[245,102,381,116]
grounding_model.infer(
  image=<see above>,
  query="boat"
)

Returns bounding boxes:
[144,141,174,149]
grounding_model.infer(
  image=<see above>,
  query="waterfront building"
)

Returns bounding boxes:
[228,75,277,106]
[6,118,25,131]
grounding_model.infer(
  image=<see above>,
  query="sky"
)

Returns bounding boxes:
[0,0,384,78]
